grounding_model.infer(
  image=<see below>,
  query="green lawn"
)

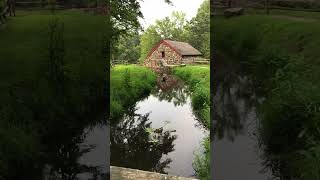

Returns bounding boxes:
[215,7,320,20]
[0,10,106,88]
[246,8,320,19]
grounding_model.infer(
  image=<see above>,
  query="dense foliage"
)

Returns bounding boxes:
[110,65,156,121]
[173,66,210,127]
[139,0,210,63]
[214,15,320,179]
[111,31,141,63]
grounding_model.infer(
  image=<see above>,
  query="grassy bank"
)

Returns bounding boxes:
[214,15,320,179]
[173,65,210,180]
[110,65,156,121]
[173,65,210,127]
[0,10,106,178]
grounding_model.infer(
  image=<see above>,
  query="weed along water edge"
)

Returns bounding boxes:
[110,76,208,178]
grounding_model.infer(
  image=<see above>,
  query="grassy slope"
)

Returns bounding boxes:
[110,65,156,121]
[0,10,106,90]
[214,15,320,179]
[246,8,320,19]
[173,65,210,127]
[173,65,210,180]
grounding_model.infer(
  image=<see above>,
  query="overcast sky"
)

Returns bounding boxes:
[139,0,205,29]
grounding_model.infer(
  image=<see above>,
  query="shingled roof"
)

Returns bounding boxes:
[164,40,202,56]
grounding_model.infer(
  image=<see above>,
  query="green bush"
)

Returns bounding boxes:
[173,65,210,127]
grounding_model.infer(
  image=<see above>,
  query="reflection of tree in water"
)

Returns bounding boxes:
[152,76,190,107]
[43,117,106,180]
[213,56,286,180]
[110,108,177,174]
[213,57,257,142]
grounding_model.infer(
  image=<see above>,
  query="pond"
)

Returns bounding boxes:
[212,55,273,179]
[110,77,208,178]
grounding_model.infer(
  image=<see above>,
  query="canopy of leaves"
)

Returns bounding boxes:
[139,0,210,63]
[139,11,189,63]
[112,31,141,63]
[187,0,210,59]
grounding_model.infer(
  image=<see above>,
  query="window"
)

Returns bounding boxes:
[161,51,165,58]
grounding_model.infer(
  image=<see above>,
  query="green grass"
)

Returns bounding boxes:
[0,10,107,178]
[0,10,106,88]
[110,65,156,121]
[246,8,320,19]
[173,65,210,127]
[214,15,320,179]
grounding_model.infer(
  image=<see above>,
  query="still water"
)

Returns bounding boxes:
[110,79,208,177]
[212,55,273,180]
[43,119,108,180]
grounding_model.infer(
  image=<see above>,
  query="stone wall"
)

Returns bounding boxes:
[144,43,182,69]
[111,166,199,180]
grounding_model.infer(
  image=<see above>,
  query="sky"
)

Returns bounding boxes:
[139,0,205,29]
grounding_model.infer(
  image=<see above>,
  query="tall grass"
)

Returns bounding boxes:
[173,65,210,127]
[110,65,156,121]
[214,15,320,179]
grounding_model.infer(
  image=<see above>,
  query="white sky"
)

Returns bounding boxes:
[139,0,205,30]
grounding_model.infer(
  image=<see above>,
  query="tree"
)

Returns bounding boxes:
[187,0,210,59]
[112,31,141,63]
[139,11,189,63]
[110,0,172,62]
[110,0,172,44]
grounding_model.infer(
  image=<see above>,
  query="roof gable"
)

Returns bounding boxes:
[164,40,202,56]
[146,40,202,60]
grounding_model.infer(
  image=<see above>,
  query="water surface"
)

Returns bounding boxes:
[111,80,208,177]
[212,55,273,180]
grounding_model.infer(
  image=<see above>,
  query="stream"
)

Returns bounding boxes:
[110,77,208,178]
[212,55,273,179]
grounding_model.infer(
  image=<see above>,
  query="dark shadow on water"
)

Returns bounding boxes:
[213,54,274,180]
[43,115,108,180]
[110,110,177,174]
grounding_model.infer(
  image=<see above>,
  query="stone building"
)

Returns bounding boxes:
[144,40,202,70]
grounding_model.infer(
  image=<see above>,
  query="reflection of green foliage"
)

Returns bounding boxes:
[151,79,190,107]
[144,120,171,143]
[173,66,210,127]
[173,65,210,180]
[214,15,320,179]
[111,112,176,174]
